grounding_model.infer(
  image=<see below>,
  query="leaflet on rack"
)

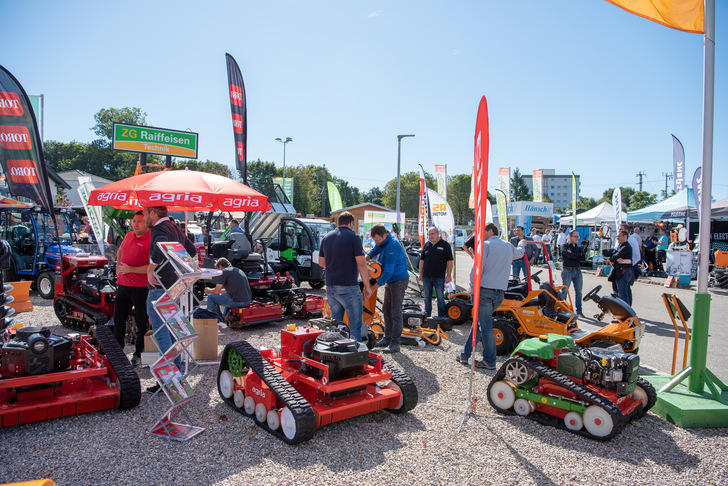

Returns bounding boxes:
[148,399,205,441]
[153,293,198,343]
[157,241,203,277]
[152,361,195,404]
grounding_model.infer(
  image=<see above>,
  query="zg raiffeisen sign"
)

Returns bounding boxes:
[112,122,198,159]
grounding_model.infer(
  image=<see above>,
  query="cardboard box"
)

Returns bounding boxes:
[675,274,691,286]
[192,318,219,361]
[144,331,157,353]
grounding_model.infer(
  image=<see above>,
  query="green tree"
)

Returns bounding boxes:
[628,191,657,210]
[599,187,636,208]
[247,159,278,185]
[172,159,232,178]
[92,107,147,143]
[382,171,437,220]
[510,168,531,201]
[447,174,474,225]
[362,187,384,206]
[565,196,598,211]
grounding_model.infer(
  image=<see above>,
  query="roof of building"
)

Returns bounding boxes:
[332,202,394,213]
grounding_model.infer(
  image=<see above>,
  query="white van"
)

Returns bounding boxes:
[454,228,469,248]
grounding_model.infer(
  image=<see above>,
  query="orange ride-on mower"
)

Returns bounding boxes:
[216,323,418,444]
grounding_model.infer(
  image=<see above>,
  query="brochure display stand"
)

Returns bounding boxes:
[147,241,221,441]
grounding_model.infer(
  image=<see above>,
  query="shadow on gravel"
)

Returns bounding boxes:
[384,345,439,401]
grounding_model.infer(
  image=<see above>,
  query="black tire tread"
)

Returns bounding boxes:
[382,359,418,414]
[636,377,657,414]
[488,355,630,441]
[91,324,141,410]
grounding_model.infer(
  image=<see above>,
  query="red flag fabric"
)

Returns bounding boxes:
[226,54,248,182]
[471,96,490,348]
[0,65,55,216]
[418,165,427,248]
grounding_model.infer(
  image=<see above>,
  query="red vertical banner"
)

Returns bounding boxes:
[225,53,248,183]
[418,165,427,248]
[0,65,55,216]
[471,96,490,348]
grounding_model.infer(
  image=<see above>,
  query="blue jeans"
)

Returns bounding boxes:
[422,276,445,317]
[327,285,365,341]
[561,267,583,313]
[206,293,250,320]
[147,287,182,370]
[616,267,634,306]
[512,260,526,280]
[461,289,505,366]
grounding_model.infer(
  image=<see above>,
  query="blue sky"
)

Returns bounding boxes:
[2,1,725,201]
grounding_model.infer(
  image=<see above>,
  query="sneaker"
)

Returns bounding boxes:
[130,355,142,367]
[382,345,400,354]
[455,353,469,365]
[577,311,585,318]
[146,384,161,394]
[474,360,496,370]
[375,338,390,348]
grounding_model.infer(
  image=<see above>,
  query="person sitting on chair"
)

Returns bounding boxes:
[204,257,252,320]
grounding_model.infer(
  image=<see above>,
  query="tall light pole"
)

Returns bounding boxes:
[276,137,293,200]
[396,134,415,228]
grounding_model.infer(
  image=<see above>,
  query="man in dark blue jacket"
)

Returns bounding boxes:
[366,224,409,353]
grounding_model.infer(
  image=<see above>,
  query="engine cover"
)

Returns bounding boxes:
[2,326,73,377]
[557,345,639,396]
[310,332,369,382]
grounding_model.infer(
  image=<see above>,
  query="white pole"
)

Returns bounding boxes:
[697,0,715,294]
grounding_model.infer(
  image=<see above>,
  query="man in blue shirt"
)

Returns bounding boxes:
[319,212,372,342]
[228,219,245,236]
[459,223,525,369]
[366,224,410,353]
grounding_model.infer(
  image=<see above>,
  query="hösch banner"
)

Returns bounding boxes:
[434,164,447,199]
[0,65,55,216]
[226,54,248,181]
[418,165,428,248]
[672,134,685,192]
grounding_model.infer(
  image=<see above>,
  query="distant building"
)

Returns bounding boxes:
[330,202,396,235]
[56,170,113,206]
[523,169,581,211]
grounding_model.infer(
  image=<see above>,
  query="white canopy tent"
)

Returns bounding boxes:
[558,202,625,226]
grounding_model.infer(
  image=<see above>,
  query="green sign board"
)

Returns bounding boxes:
[273,177,294,203]
[112,122,198,159]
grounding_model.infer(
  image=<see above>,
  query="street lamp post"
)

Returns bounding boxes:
[396,134,415,228]
[276,137,293,200]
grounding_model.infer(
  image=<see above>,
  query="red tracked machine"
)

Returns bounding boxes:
[217,324,418,444]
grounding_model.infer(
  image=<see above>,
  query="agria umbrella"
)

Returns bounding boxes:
[88,169,271,212]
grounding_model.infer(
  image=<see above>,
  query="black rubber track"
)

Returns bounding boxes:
[487,356,645,441]
[382,359,418,414]
[55,295,110,331]
[636,377,657,414]
[91,325,141,410]
[218,340,317,445]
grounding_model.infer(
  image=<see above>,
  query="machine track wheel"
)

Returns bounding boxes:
[382,359,418,414]
[370,323,384,340]
[91,325,141,410]
[634,377,657,414]
[445,299,470,325]
[583,405,615,438]
[504,359,535,385]
[493,318,518,356]
[217,340,316,444]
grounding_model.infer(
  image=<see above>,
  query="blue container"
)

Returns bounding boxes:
[599,265,612,276]
[676,274,691,286]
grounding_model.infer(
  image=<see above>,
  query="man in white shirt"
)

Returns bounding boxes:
[542,228,553,261]
[556,228,568,260]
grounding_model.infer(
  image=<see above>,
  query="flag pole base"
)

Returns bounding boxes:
[643,372,728,428]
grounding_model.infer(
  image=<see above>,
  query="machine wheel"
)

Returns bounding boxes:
[365,330,377,350]
[513,398,534,416]
[233,390,245,409]
[255,403,268,423]
[91,325,141,410]
[267,409,280,430]
[219,370,235,399]
[504,359,535,385]
[280,407,297,441]
[489,380,516,411]
[635,377,657,413]
[445,299,470,325]
[583,405,614,438]
[564,411,584,431]
[493,318,518,356]
[286,270,301,287]
[37,271,54,299]
[309,280,325,290]
[3,260,18,283]
[371,323,384,340]
[244,396,256,415]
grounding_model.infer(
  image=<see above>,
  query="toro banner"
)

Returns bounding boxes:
[0,65,55,215]
[226,53,248,181]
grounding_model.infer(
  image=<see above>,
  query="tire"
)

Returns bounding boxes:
[445,298,470,325]
[37,271,55,299]
[287,269,300,287]
[371,323,384,340]
[3,260,18,283]
[583,405,615,438]
[635,377,657,413]
[493,318,518,356]
[309,280,325,290]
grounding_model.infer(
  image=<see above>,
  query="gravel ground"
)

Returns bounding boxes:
[2,288,728,486]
